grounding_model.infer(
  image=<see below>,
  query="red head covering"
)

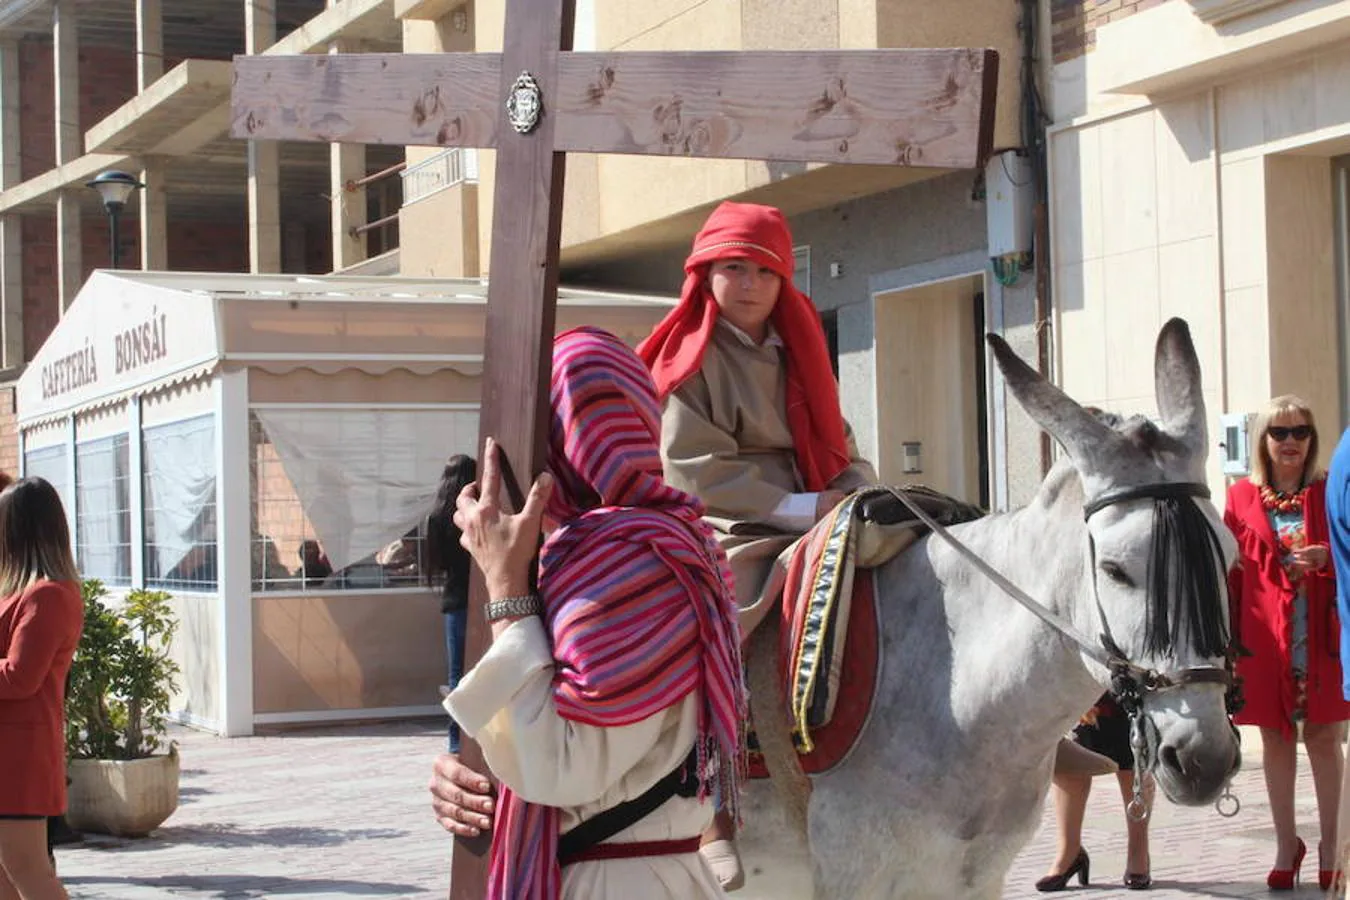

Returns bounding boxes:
[637,201,851,491]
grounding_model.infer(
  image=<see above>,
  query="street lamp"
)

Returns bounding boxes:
[86,170,144,270]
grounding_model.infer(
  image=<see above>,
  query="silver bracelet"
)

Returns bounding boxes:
[485,594,543,623]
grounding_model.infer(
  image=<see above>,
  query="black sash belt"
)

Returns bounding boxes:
[557,747,700,862]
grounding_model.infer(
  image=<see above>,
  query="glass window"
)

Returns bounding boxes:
[143,416,217,592]
[250,408,477,592]
[23,443,75,527]
[75,435,132,586]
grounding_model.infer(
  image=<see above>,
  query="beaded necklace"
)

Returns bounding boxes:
[1259,483,1307,515]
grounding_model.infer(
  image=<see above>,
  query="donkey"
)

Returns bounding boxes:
[740,318,1241,899]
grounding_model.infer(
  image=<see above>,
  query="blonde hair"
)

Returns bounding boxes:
[0,477,79,598]
[1247,394,1322,488]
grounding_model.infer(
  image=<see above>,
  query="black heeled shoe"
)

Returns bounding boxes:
[1036,847,1090,892]
[1122,872,1152,890]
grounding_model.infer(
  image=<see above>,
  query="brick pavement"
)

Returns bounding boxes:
[53,721,1330,898]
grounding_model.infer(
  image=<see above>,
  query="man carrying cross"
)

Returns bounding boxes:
[442,332,746,898]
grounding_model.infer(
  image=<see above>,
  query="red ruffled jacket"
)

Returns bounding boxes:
[1225,478,1350,737]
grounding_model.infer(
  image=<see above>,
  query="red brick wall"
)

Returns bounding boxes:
[19,38,138,179]
[20,213,251,362]
[167,221,251,273]
[1051,0,1170,64]
[0,388,17,480]
[21,216,58,362]
[253,432,319,582]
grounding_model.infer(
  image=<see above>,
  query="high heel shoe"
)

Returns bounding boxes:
[1035,847,1089,892]
[1318,841,1341,891]
[1319,866,1341,892]
[1122,872,1152,890]
[1266,837,1306,891]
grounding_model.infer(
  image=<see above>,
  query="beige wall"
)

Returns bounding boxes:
[1265,155,1339,435]
[874,275,983,502]
[1050,0,1350,123]
[252,591,445,713]
[1049,16,1349,500]
[400,182,481,278]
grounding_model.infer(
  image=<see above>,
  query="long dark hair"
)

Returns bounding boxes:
[0,476,79,597]
[424,454,476,584]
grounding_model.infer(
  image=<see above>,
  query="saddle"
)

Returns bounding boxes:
[753,485,984,775]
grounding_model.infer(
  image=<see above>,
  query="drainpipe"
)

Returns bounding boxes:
[1020,0,1054,474]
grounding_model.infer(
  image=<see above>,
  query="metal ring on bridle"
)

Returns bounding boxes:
[1214,785,1240,818]
[1126,795,1151,822]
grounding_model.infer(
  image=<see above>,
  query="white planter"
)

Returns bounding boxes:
[66,743,180,838]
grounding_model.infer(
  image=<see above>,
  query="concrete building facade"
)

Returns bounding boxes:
[1045,0,1350,494]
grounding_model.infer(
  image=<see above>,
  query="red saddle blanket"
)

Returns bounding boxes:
[746,486,983,778]
[751,492,881,777]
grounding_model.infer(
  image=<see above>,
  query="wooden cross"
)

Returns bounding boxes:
[231,4,996,896]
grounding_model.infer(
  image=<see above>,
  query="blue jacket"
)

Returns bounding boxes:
[1330,427,1350,699]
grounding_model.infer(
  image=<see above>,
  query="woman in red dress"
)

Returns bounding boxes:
[1226,395,1346,891]
[0,477,83,899]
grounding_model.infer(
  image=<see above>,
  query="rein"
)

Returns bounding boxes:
[881,481,1241,819]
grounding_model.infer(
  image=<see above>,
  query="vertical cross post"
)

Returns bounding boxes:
[450,1,575,896]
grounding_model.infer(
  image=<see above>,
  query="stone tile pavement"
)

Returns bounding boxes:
[54,721,1332,898]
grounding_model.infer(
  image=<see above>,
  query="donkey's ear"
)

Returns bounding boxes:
[987,333,1127,473]
[1153,318,1207,459]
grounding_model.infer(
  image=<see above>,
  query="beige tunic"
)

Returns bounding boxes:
[661,319,875,629]
[446,618,724,900]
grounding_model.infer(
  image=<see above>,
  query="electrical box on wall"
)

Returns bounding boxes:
[1219,412,1254,476]
[985,150,1034,258]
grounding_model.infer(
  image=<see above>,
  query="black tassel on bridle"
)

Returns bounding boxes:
[1142,495,1230,660]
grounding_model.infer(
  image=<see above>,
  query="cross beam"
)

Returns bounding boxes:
[230,6,996,897]
[234,49,997,168]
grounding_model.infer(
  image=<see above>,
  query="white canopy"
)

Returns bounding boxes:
[17,269,675,426]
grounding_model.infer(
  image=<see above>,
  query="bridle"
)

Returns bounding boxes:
[883,480,1241,819]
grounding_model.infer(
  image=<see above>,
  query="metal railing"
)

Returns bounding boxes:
[400,148,479,205]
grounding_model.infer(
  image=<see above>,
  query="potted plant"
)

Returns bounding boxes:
[63,579,182,837]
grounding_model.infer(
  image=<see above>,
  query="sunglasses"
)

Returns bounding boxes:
[1267,425,1312,442]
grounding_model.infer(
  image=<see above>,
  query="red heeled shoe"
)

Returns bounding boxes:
[1318,842,1342,891]
[1267,837,1306,891]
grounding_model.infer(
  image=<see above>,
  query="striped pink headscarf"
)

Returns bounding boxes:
[486,327,746,900]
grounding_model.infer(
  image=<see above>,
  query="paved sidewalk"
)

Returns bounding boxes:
[54,721,1326,898]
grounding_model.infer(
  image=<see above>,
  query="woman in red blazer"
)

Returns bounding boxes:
[0,476,82,900]
[1226,395,1347,891]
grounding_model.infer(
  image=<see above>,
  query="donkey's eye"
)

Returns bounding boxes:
[1100,561,1135,587]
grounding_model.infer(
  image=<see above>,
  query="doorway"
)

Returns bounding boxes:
[872,274,989,506]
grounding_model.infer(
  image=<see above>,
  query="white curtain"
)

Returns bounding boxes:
[75,435,131,584]
[253,408,478,571]
[23,445,73,522]
[143,416,217,583]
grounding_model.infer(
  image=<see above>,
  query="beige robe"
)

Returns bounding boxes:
[446,618,725,900]
[660,319,876,631]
